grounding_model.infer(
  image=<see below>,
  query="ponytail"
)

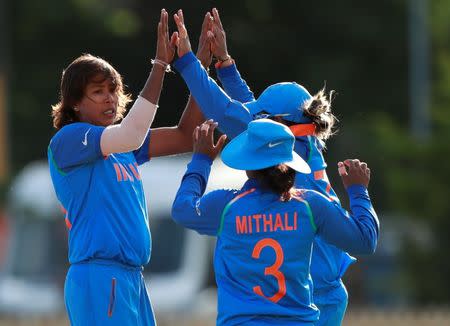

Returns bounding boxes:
[303,88,337,141]
[254,164,297,202]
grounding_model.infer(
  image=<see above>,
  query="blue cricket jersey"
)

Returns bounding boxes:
[174,52,359,303]
[172,154,379,325]
[48,122,152,267]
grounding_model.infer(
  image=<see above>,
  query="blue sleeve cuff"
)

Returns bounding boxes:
[192,153,213,165]
[216,63,239,79]
[174,52,197,72]
[346,184,369,196]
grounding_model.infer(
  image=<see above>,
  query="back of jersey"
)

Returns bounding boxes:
[214,187,319,325]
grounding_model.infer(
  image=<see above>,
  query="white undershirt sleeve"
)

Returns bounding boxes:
[100,96,157,156]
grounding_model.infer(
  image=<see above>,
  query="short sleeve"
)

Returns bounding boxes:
[133,130,151,165]
[49,123,104,172]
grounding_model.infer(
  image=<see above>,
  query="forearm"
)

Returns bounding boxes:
[172,154,212,228]
[346,185,380,253]
[174,52,250,138]
[314,186,379,254]
[216,63,255,103]
[100,65,166,155]
[176,95,205,145]
[140,62,166,104]
[101,96,157,155]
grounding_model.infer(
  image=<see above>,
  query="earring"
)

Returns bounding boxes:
[74,107,79,111]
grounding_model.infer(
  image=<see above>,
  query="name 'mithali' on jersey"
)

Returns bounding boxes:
[235,212,298,235]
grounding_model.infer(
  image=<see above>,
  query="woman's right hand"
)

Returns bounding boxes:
[173,9,192,58]
[155,9,177,64]
[209,8,230,62]
[338,159,371,189]
[196,12,213,69]
[193,120,227,160]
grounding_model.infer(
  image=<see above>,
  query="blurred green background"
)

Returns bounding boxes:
[0,0,449,322]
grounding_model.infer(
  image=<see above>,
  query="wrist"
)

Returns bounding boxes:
[217,53,230,61]
[215,55,234,69]
[151,58,171,73]
[192,152,214,164]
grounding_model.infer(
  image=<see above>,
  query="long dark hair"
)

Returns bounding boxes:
[253,164,297,202]
[51,54,132,130]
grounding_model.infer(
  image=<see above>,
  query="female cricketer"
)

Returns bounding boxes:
[173,8,369,325]
[47,9,210,325]
[172,119,379,325]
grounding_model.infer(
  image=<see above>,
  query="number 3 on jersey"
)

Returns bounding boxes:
[252,238,286,303]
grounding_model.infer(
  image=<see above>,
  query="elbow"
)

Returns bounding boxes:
[171,198,183,224]
[129,134,147,151]
[171,196,192,228]
[357,238,378,255]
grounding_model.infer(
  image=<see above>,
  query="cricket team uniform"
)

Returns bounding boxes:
[172,153,379,325]
[174,52,360,325]
[48,122,155,325]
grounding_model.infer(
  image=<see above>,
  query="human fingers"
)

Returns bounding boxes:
[214,134,227,153]
[361,162,367,170]
[200,12,212,38]
[208,121,219,136]
[170,32,179,49]
[338,161,347,176]
[178,9,185,24]
[338,162,350,188]
[193,125,200,143]
[162,9,168,37]
[173,13,187,38]
[212,8,223,29]
[200,121,210,137]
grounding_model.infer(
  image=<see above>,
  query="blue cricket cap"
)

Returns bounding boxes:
[244,82,313,123]
[221,119,311,173]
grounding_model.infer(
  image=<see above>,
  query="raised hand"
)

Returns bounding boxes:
[338,159,371,189]
[173,9,192,58]
[193,120,227,160]
[209,8,230,61]
[196,12,213,69]
[155,9,178,64]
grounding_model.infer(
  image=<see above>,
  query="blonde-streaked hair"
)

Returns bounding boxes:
[302,88,337,141]
[51,54,132,130]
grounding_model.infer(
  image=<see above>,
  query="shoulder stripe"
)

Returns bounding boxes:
[48,146,67,176]
[297,197,317,232]
[217,188,256,236]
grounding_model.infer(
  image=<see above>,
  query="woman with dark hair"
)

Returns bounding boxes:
[172,119,379,325]
[47,9,211,325]
[172,9,369,325]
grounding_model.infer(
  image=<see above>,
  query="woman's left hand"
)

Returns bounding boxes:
[193,120,227,160]
[155,9,177,63]
[173,9,193,58]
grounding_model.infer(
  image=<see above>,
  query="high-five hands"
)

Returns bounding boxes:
[196,12,214,68]
[155,9,178,64]
[173,9,193,58]
[209,8,230,62]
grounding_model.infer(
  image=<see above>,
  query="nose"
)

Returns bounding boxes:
[106,92,116,104]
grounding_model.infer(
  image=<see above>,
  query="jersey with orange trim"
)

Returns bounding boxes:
[174,53,363,325]
[213,59,358,294]
[172,154,379,325]
[48,122,152,267]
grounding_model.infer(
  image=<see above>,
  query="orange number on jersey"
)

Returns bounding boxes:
[251,238,286,303]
